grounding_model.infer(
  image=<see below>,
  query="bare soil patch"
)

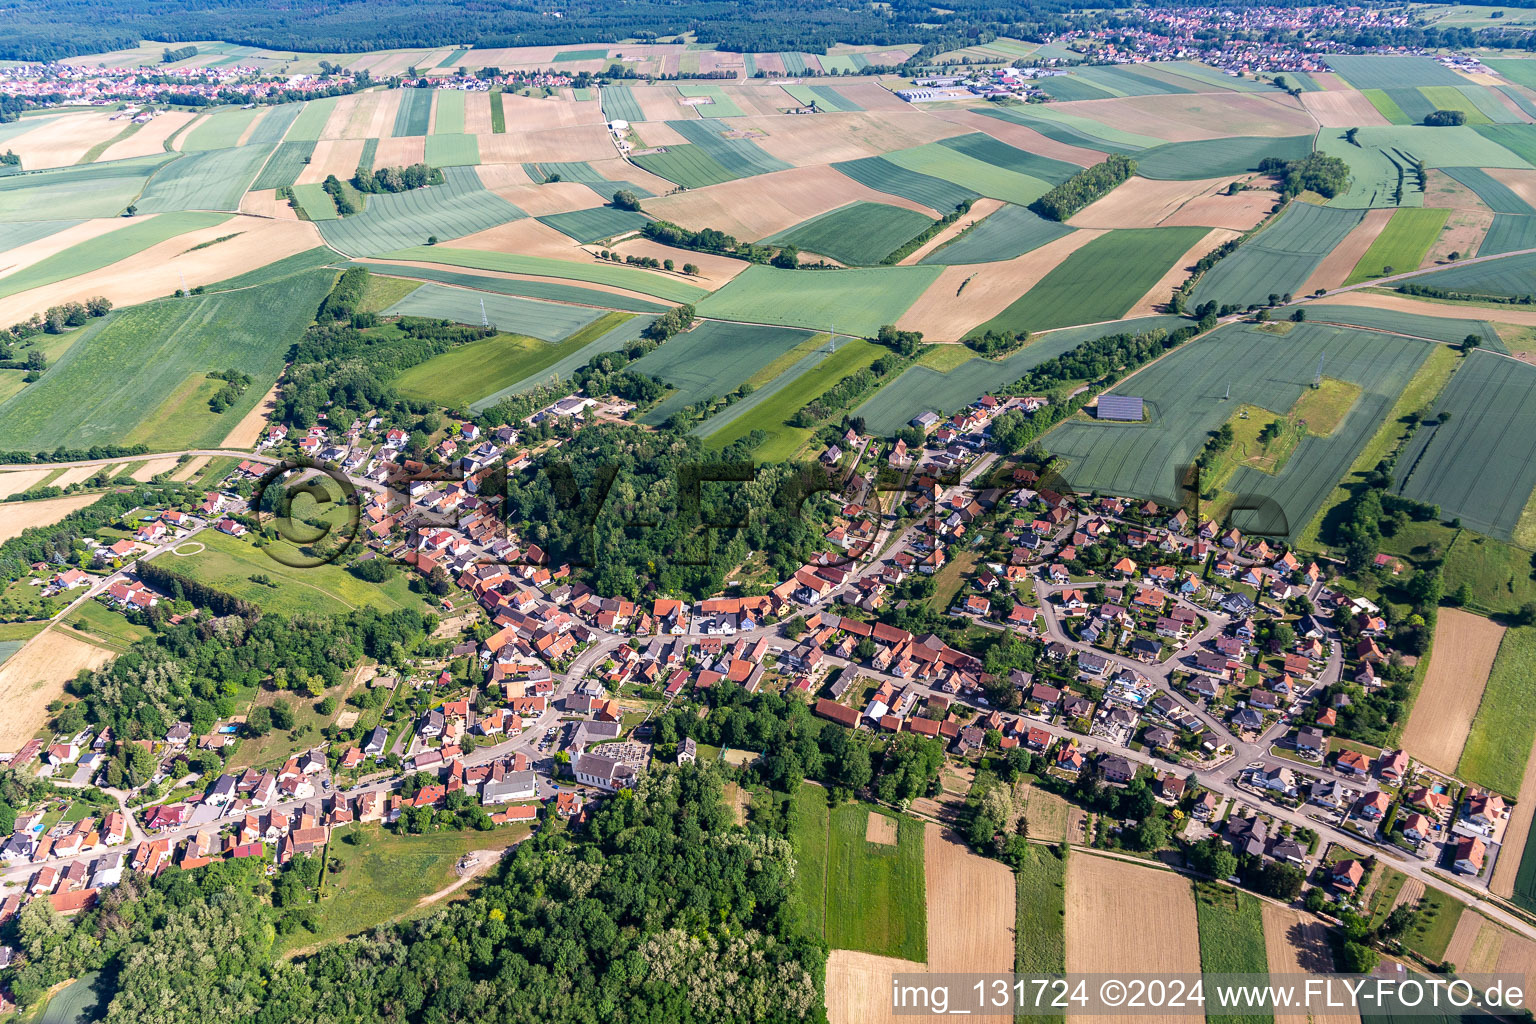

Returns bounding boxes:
[456,216,586,258]
[297,139,367,186]
[924,823,1014,1022]
[1070,177,1240,230]
[222,382,281,448]
[463,92,493,135]
[0,628,116,750]
[897,229,1107,341]
[169,455,210,481]
[499,91,605,131]
[1162,185,1278,231]
[747,110,966,166]
[0,494,102,542]
[866,811,897,845]
[7,111,124,169]
[1261,903,1356,1024]
[1302,90,1393,127]
[491,181,604,216]
[1052,93,1314,142]
[1401,609,1505,774]
[825,950,927,1024]
[479,124,614,164]
[99,111,197,162]
[240,188,300,220]
[129,457,179,482]
[1300,208,1395,295]
[1066,853,1202,1024]
[1488,167,1536,210]
[629,86,694,122]
[633,121,690,147]
[0,217,322,327]
[373,135,426,168]
[609,238,747,284]
[0,469,56,498]
[643,163,939,239]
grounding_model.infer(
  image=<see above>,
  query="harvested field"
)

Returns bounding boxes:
[866,813,896,845]
[472,162,534,189]
[0,493,102,542]
[1260,904,1354,1024]
[0,628,116,750]
[825,950,926,1024]
[1444,912,1503,974]
[1299,208,1394,294]
[1052,94,1316,142]
[498,91,605,130]
[6,111,123,169]
[296,139,368,185]
[362,90,403,140]
[608,238,747,284]
[0,217,322,327]
[1490,739,1536,901]
[98,111,197,161]
[1488,166,1536,209]
[0,469,57,498]
[455,216,585,258]
[129,457,179,481]
[630,86,694,122]
[373,135,426,168]
[169,455,211,481]
[1301,89,1395,126]
[748,110,966,166]
[643,164,938,239]
[486,180,600,216]
[51,465,102,487]
[1400,609,1506,774]
[1127,227,1242,317]
[898,229,1107,341]
[1066,854,1202,1024]
[1068,175,1241,229]
[478,124,615,163]
[318,92,362,139]
[924,824,1014,1022]
[0,218,130,281]
[240,188,299,220]
[464,92,493,134]
[1161,185,1277,231]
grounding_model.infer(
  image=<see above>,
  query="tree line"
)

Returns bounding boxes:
[1031,153,1136,221]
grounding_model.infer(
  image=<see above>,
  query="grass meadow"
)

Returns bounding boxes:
[824,800,927,961]
[1458,626,1536,796]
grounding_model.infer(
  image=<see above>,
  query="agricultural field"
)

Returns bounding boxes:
[634,321,819,425]
[393,87,434,136]
[0,270,334,451]
[346,260,670,313]
[1409,249,1536,297]
[1195,884,1271,1024]
[765,202,934,265]
[469,313,655,412]
[920,203,1074,265]
[383,245,709,303]
[1343,206,1450,283]
[789,782,832,941]
[135,144,276,213]
[534,205,651,243]
[317,166,526,256]
[0,628,116,751]
[1260,905,1340,1024]
[1136,134,1313,180]
[823,802,927,961]
[422,133,480,167]
[695,264,939,336]
[1393,352,1536,540]
[1306,303,1502,347]
[251,140,318,190]
[882,140,1056,207]
[0,210,229,300]
[395,314,631,407]
[384,281,603,340]
[1399,609,1506,774]
[1458,625,1536,797]
[974,226,1210,334]
[1046,322,1433,540]
[831,156,978,214]
[1193,201,1366,309]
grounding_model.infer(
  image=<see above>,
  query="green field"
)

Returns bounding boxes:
[37,972,107,1024]
[1408,249,1536,297]
[1014,844,1067,980]
[396,310,629,406]
[1394,351,1536,541]
[783,84,863,112]
[1442,166,1536,215]
[831,156,978,215]
[274,823,529,955]
[135,144,275,213]
[382,245,708,303]
[1478,214,1536,256]
[600,85,644,123]
[385,281,602,340]
[976,226,1209,334]
[393,87,433,136]
[701,336,882,459]
[1418,85,1494,125]
[345,260,670,313]
[1046,322,1433,540]
[554,48,608,61]
[1307,304,1502,347]
[676,84,745,117]
[181,108,262,151]
[433,89,466,133]
[634,320,818,425]
[469,313,655,412]
[969,104,1159,153]
[884,141,1056,206]
[694,264,940,336]
[1193,201,1365,309]
[0,210,229,300]
[422,133,480,167]
[0,270,334,450]
[159,526,438,618]
[667,118,792,177]
[1136,135,1314,180]
[1195,884,1272,1024]
[937,132,1081,184]
[285,95,340,141]
[789,782,832,940]
[489,90,506,133]
[61,598,152,654]
[857,316,1189,435]
[1344,206,1449,283]
[291,182,338,220]
[921,203,1074,265]
[631,145,738,189]
[535,205,651,243]
[1512,817,1536,914]
[1399,885,1464,962]
[251,140,317,190]
[766,202,934,265]
[1363,89,1412,125]
[317,166,524,255]
[824,801,927,961]
[1324,55,1469,89]
[1458,626,1536,797]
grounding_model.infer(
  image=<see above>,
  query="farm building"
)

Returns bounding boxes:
[1096,396,1145,421]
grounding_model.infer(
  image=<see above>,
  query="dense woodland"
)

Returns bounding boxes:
[2,765,825,1023]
